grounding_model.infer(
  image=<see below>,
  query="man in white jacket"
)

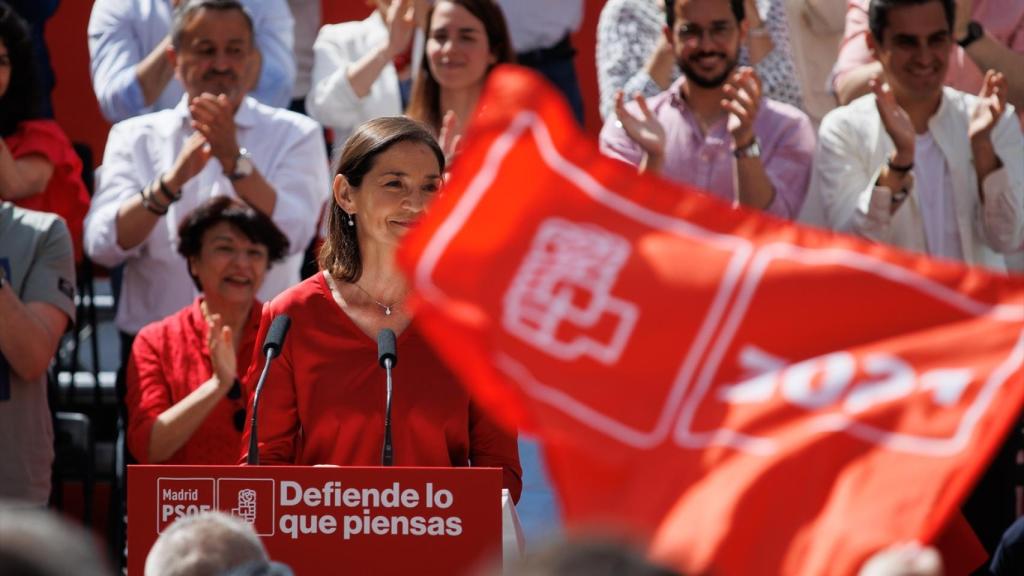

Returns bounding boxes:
[800,0,1023,272]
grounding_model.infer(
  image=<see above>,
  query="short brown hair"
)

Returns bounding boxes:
[177,196,289,291]
[319,117,445,283]
[406,0,516,133]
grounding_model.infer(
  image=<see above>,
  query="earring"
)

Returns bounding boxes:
[347,213,355,227]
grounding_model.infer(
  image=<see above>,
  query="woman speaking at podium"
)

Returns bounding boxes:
[240,117,521,501]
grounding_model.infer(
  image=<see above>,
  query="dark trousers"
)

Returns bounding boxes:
[517,34,585,125]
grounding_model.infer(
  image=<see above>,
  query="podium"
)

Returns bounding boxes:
[127,465,510,575]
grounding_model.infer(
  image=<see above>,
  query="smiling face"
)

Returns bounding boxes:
[669,0,745,89]
[335,140,443,253]
[425,1,496,93]
[869,1,951,103]
[189,221,269,306]
[171,7,254,106]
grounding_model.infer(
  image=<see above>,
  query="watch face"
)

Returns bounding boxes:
[236,156,254,177]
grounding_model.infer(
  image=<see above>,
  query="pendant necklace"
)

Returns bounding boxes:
[351,282,403,316]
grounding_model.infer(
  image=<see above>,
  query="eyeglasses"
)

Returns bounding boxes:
[676,22,736,44]
[228,378,246,433]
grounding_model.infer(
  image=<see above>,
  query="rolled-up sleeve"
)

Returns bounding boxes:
[249,0,296,108]
[762,114,817,219]
[305,28,365,131]
[264,120,330,255]
[87,0,147,123]
[977,107,1024,252]
[83,122,146,267]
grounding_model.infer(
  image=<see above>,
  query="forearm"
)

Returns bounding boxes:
[735,157,776,210]
[148,376,232,463]
[0,288,62,381]
[230,171,277,216]
[972,137,1002,199]
[835,62,882,105]
[135,35,175,108]
[643,43,677,91]
[347,43,394,100]
[0,144,52,201]
[965,36,1024,110]
[114,181,164,250]
[639,151,664,176]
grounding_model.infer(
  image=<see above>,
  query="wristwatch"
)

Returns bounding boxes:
[733,138,761,159]
[227,148,254,181]
[958,21,984,48]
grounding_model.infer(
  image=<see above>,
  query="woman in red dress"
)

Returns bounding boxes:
[125,197,288,464]
[241,116,522,501]
[0,4,90,261]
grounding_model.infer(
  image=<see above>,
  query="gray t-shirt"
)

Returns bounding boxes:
[0,202,76,505]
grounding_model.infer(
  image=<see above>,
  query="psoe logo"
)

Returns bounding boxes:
[217,479,276,536]
[157,478,215,533]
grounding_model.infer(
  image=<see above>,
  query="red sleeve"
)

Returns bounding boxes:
[240,302,301,465]
[469,399,523,503]
[7,120,72,165]
[125,328,172,464]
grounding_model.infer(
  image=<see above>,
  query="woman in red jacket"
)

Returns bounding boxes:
[125,197,288,464]
[0,3,90,262]
[241,116,522,501]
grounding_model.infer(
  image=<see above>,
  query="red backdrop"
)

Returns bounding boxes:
[46,1,605,168]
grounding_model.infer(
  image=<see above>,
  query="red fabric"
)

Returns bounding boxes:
[6,120,91,262]
[395,66,1022,575]
[125,298,262,464]
[239,273,523,502]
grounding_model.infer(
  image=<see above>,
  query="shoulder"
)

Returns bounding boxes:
[135,303,195,346]
[9,204,67,238]
[820,93,876,132]
[316,17,377,43]
[110,107,179,138]
[16,120,72,145]
[760,98,815,132]
[264,274,328,316]
[248,99,321,135]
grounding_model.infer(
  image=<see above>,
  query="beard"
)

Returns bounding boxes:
[679,51,738,89]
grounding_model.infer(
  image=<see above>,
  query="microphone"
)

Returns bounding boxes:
[377,329,398,466]
[248,315,291,465]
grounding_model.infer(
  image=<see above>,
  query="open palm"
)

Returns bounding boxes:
[614,91,666,159]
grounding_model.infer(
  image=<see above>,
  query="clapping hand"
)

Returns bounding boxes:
[870,75,916,162]
[722,67,761,148]
[165,132,212,192]
[385,0,417,59]
[614,90,666,161]
[969,70,1007,143]
[190,93,241,172]
[439,110,463,166]
[207,313,238,389]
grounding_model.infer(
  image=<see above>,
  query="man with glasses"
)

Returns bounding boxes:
[598,0,816,220]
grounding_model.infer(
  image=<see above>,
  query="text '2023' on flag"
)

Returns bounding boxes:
[396,65,1024,575]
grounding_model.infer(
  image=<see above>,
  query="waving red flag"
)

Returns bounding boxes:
[396,66,1024,575]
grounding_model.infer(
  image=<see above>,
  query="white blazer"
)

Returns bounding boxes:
[800,87,1024,271]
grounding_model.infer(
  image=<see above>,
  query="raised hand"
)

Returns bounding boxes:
[189,93,241,171]
[206,313,238,387]
[614,90,666,160]
[722,67,762,148]
[870,76,916,162]
[165,132,212,192]
[438,110,463,166]
[385,0,416,59]
[969,70,1007,142]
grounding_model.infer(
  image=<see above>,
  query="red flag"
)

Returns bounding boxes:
[396,66,1024,576]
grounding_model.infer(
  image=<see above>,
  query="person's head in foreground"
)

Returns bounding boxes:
[505,537,683,576]
[0,502,111,576]
[145,511,291,576]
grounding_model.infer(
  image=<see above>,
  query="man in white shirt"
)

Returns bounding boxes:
[84,0,328,347]
[800,0,1024,272]
[88,0,295,123]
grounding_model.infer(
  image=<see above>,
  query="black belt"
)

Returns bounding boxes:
[516,34,576,66]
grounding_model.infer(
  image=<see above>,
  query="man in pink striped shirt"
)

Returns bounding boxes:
[598,0,816,220]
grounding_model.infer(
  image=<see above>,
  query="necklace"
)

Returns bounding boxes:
[351,282,404,316]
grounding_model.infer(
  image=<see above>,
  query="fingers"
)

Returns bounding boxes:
[634,93,655,120]
[220,325,234,347]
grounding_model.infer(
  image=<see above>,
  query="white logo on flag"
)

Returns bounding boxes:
[231,488,258,524]
[503,218,639,365]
